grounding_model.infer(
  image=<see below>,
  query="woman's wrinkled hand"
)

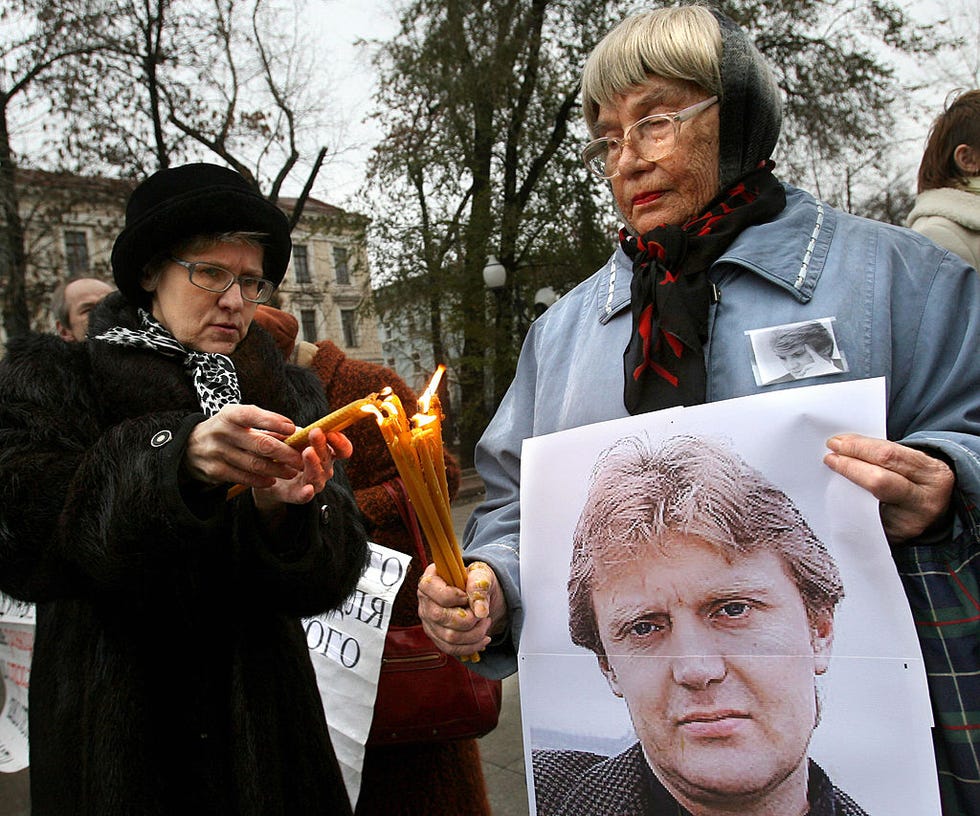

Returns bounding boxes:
[184,404,302,488]
[417,561,508,658]
[824,433,955,544]
[252,428,352,510]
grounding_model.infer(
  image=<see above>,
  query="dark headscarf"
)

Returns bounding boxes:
[710,8,783,190]
[622,9,786,413]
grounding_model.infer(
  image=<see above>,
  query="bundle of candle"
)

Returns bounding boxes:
[366,367,479,662]
[226,390,388,500]
[368,366,468,586]
[225,372,476,657]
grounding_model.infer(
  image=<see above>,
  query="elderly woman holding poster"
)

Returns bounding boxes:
[0,163,368,815]
[418,6,980,813]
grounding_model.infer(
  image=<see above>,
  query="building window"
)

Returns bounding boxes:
[340,309,359,347]
[64,230,90,276]
[300,309,317,343]
[293,245,310,283]
[333,247,350,285]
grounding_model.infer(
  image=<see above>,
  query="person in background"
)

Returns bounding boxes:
[0,279,114,815]
[907,89,980,269]
[417,7,980,814]
[0,163,368,816]
[253,305,492,816]
[50,277,115,341]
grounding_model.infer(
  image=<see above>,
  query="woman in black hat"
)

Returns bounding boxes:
[0,163,368,815]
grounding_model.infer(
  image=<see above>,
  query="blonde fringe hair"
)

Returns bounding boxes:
[141,231,269,287]
[582,5,723,135]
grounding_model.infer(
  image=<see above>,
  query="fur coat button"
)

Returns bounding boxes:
[150,430,173,448]
[319,504,330,523]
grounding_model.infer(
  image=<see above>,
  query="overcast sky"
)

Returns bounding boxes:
[306,0,972,211]
[305,0,400,207]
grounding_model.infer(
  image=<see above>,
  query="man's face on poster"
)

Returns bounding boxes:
[591,533,834,810]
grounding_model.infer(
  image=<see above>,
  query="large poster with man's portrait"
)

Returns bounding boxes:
[518,378,939,816]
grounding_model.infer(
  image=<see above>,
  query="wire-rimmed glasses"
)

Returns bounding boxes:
[171,257,276,304]
[582,96,719,180]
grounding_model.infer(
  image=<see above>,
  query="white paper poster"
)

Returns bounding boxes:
[518,379,939,815]
[0,596,34,773]
[305,541,410,809]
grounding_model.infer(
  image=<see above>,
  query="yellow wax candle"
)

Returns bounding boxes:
[391,437,464,589]
[380,384,479,660]
[381,394,409,434]
[282,394,382,447]
[426,394,452,507]
[414,429,459,558]
[226,394,382,500]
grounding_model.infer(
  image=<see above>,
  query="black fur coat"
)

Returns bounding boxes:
[0,294,368,815]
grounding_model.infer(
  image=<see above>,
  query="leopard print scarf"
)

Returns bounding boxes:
[94,309,241,416]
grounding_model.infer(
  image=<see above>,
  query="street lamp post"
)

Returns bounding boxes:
[482,256,508,415]
[482,255,558,410]
[482,255,507,290]
[482,256,558,328]
[533,285,558,318]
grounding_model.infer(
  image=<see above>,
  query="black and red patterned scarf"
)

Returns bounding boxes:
[622,162,786,414]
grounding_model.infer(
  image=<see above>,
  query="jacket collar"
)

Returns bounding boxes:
[717,184,832,303]
[907,185,980,231]
[594,184,833,324]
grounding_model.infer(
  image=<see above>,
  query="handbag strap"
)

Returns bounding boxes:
[381,477,429,567]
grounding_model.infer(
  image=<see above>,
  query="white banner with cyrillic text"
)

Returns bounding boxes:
[0,596,34,773]
[305,541,410,809]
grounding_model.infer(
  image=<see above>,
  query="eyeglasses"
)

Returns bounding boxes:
[170,257,276,304]
[582,96,719,180]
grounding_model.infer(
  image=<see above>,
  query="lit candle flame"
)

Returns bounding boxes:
[418,365,445,414]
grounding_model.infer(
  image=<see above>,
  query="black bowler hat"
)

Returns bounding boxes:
[110,162,292,305]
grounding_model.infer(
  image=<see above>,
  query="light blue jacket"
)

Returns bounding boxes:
[463,183,980,679]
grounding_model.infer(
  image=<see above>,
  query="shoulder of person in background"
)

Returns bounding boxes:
[906,187,980,270]
[909,88,980,269]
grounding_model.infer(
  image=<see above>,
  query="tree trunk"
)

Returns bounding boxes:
[456,99,495,468]
[0,101,31,340]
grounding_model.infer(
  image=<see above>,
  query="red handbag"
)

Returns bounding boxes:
[368,480,503,746]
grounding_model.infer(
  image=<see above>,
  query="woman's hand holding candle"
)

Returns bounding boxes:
[189,404,305,490]
[226,394,381,499]
[417,561,509,659]
[252,427,352,512]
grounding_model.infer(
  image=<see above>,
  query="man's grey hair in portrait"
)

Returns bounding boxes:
[568,434,845,657]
